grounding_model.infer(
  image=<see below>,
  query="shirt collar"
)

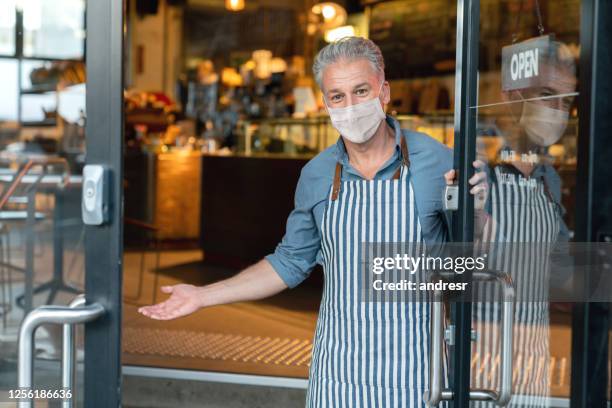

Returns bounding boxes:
[333,114,402,165]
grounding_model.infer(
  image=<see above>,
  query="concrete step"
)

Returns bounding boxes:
[122,375,306,408]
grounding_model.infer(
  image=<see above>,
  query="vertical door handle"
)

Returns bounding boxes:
[424,287,454,406]
[424,270,515,406]
[18,298,105,408]
[62,294,87,408]
[471,270,515,406]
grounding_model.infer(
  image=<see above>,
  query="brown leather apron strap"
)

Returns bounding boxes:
[391,166,401,180]
[392,136,410,180]
[331,162,342,201]
[400,135,410,168]
[332,135,410,199]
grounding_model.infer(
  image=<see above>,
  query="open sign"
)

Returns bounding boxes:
[510,49,539,80]
[502,35,551,91]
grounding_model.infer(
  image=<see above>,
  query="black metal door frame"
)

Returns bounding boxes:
[451,0,611,406]
[449,0,479,406]
[570,0,612,406]
[84,0,125,406]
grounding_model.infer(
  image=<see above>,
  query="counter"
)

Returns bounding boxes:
[200,152,310,268]
[124,149,202,243]
[124,149,313,265]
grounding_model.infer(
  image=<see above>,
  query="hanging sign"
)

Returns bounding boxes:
[501,35,551,91]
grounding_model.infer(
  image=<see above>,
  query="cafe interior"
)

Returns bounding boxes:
[121,0,460,381]
[0,0,585,401]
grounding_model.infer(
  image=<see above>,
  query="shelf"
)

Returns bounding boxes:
[20,119,57,127]
[20,85,57,95]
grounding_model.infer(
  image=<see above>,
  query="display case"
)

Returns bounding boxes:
[236,116,335,156]
[235,113,456,157]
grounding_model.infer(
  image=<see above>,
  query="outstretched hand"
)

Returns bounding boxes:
[138,284,204,320]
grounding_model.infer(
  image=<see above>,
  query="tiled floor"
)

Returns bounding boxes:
[121,249,578,397]
[121,249,321,378]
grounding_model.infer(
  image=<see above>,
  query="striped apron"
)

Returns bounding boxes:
[305,137,434,407]
[471,165,560,408]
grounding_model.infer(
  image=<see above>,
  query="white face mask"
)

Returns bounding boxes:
[519,101,569,147]
[324,82,386,144]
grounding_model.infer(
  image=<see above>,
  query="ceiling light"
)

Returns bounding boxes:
[321,4,336,21]
[311,2,347,29]
[225,0,244,12]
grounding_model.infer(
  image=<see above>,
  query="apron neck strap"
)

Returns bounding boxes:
[331,162,342,201]
[331,135,411,201]
[399,134,410,168]
[391,135,410,179]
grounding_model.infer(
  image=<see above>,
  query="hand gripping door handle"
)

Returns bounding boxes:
[17,295,105,408]
[424,270,515,406]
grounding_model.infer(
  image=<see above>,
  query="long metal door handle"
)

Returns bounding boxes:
[62,294,87,408]
[471,270,515,406]
[424,288,453,406]
[424,270,515,407]
[17,298,105,408]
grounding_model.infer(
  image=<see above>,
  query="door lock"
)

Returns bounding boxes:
[443,184,459,211]
[444,325,478,346]
[444,325,455,345]
[81,165,109,225]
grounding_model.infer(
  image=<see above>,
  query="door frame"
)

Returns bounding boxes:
[84,0,125,406]
[570,0,612,406]
[449,0,479,406]
[77,0,612,405]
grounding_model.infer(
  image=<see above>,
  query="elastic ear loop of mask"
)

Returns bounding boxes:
[505,90,548,156]
[506,89,526,125]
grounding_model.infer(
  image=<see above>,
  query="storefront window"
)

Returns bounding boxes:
[0,1,88,401]
[0,0,16,55]
[22,0,85,59]
[0,59,18,121]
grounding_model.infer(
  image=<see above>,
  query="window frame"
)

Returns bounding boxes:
[0,5,85,124]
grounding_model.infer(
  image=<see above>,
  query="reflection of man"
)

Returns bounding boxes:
[140,37,481,406]
[509,44,575,147]
[468,40,576,407]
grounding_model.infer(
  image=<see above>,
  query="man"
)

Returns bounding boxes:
[139,36,481,407]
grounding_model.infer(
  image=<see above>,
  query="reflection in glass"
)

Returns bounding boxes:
[470,0,580,405]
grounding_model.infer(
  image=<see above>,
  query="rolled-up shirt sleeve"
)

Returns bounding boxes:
[265,167,322,288]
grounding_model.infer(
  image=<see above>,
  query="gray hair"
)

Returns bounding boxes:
[544,40,577,77]
[312,36,385,89]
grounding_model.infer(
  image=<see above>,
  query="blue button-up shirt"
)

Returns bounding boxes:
[265,115,453,288]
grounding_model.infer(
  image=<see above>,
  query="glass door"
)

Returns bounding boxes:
[445,0,612,407]
[0,0,124,406]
